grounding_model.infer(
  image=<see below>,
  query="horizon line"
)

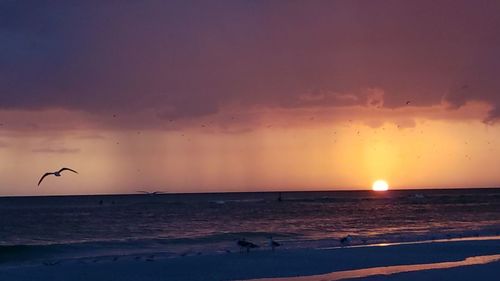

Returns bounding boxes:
[1,186,499,198]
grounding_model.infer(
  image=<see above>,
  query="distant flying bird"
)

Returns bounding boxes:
[237,239,259,253]
[406,101,411,105]
[269,237,281,251]
[137,191,164,195]
[38,167,78,186]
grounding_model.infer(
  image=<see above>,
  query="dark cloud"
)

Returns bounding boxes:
[1,0,500,125]
[444,58,500,122]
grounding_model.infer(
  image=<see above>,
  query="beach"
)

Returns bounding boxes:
[1,237,499,281]
[0,190,499,280]
[3,1,500,279]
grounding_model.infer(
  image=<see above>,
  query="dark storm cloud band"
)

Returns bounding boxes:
[1,0,500,124]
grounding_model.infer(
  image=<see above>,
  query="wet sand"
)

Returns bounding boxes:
[0,238,499,281]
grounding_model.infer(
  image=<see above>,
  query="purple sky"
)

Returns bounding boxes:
[2,0,500,125]
[1,1,500,195]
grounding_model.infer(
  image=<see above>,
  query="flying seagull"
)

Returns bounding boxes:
[38,167,78,186]
[137,191,164,195]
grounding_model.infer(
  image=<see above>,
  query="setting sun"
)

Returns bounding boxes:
[372,180,389,191]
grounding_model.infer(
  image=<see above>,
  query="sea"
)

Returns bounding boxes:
[1,189,499,265]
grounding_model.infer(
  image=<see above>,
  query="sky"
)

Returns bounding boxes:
[1,0,500,195]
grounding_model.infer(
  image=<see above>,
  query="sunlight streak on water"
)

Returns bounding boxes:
[317,235,500,250]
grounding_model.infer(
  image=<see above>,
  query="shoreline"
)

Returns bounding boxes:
[2,231,500,268]
[1,237,499,281]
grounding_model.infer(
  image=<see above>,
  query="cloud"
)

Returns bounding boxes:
[394,119,417,129]
[444,64,500,123]
[73,134,107,140]
[1,1,500,128]
[31,147,81,154]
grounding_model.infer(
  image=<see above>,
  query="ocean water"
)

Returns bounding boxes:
[1,189,499,264]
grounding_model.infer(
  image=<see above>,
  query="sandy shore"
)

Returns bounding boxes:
[1,238,499,281]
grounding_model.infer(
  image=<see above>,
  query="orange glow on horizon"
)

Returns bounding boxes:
[1,110,500,196]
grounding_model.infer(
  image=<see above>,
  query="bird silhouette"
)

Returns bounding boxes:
[340,235,353,246]
[237,239,259,253]
[137,191,164,195]
[38,167,78,186]
[269,237,281,251]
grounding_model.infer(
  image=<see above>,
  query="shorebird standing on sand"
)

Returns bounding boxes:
[237,239,259,253]
[340,235,353,246]
[269,237,281,251]
[38,167,78,186]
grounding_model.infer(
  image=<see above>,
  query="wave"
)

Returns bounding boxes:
[2,229,500,267]
[282,192,500,205]
[0,231,300,265]
[210,199,266,204]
